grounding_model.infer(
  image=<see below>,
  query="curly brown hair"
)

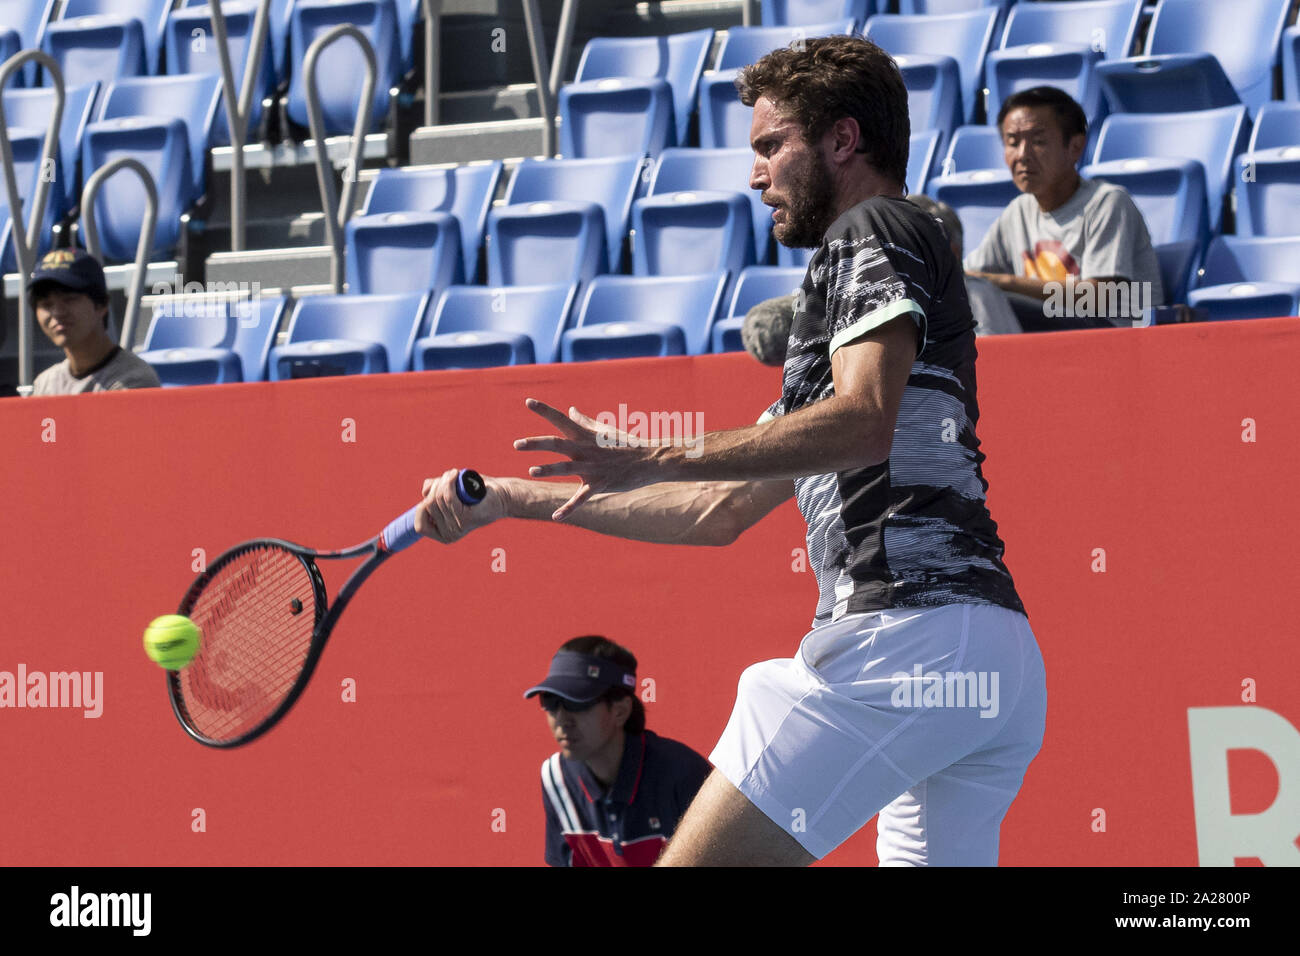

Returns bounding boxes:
[735,34,911,188]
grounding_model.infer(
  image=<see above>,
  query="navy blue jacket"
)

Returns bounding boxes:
[541,730,711,866]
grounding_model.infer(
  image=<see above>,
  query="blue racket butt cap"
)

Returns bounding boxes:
[383,469,485,553]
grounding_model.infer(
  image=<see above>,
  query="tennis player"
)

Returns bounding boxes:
[418,35,1046,867]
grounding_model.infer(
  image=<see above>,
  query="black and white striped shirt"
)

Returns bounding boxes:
[766,195,1025,626]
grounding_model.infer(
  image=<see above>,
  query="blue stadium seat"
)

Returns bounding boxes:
[361,162,502,284]
[1,30,20,80]
[96,73,222,199]
[864,7,1000,124]
[0,0,56,86]
[1152,239,1198,305]
[1187,236,1300,320]
[391,0,421,73]
[487,202,605,287]
[985,0,1143,128]
[986,45,1107,128]
[82,116,193,260]
[699,20,857,149]
[909,127,942,193]
[559,78,676,159]
[3,81,98,219]
[562,272,728,360]
[345,212,463,295]
[139,294,286,385]
[1096,53,1241,116]
[892,53,964,149]
[1236,155,1300,239]
[716,21,857,70]
[564,30,714,151]
[1236,103,1300,238]
[898,0,1005,13]
[1096,0,1291,116]
[42,0,173,80]
[943,125,1004,174]
[268,291,430,378]
[42,13,146,88]
[999,0,1141,58]
[1284,26,1300,103]
[631,191,755,289]
[83,74,224,261]
[927,168,1019,252]
[647,147,768,261]
[0,127,56,273]
[712,264,805,352]
[1090,106,1249,235]
[776,243,814,268]
[1248,102,1300,152]
[489,154,642,280]
[178,0,296,84]
[697,71,753,149]
[286,0,400,136]
[1081,156,1208,245]
[760,1,875,29]
[166,0,278,143]
[412,283,579,369]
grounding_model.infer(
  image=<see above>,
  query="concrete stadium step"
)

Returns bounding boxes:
[206,246,337,292]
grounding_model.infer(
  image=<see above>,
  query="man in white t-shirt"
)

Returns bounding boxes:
[907,193,1022,336]
[28,248,160,396]
[965,86,1164,328]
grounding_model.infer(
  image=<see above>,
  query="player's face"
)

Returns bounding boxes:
[34,287,108,350]
[1000,106,1085,198]
[543,696,625,764]
[750,96,837,248]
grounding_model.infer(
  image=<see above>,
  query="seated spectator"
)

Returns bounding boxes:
[964,86,1164,329]
[907,194,1022,336]
[525,635,711,867]
[28,248,160,396]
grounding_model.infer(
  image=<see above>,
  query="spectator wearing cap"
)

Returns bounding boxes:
[28,248,160,396]
[525,635,711,867]
[907,194,1022,336]
[964,86,1164,328]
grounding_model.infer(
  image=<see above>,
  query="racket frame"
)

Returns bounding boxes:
[167,469,484,748]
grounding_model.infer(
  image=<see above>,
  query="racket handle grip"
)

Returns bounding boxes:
[382,469,486,553]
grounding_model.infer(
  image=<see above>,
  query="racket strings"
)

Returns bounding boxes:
[179,546,319,742]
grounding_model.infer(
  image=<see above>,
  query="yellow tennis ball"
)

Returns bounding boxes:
[144,615,202,670]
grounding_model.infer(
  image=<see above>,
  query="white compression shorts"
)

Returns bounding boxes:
[709,602,1047,864]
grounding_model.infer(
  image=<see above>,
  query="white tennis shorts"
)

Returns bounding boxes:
[710,602,1046,864]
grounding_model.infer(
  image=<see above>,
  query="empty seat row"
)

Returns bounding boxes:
[139,266,807,386]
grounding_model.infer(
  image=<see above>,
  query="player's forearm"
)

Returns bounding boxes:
[970,273,1126,303]
[498,476,740,546]
[647,394,890,483]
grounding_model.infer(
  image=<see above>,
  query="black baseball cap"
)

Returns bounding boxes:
[523,651,637,704]
[27,248,108,302]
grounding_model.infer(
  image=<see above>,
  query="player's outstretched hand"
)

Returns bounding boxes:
[513,397,658,521]
[416,468,509,543]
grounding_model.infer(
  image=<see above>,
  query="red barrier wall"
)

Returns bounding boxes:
[2,319,1298,866]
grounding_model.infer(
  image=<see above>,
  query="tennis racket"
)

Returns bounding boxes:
[168,468,486,748]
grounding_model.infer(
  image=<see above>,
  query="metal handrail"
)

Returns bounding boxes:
[0,50,64,395]
[546,0,578,102]
[209,0,273,252]
[744,0,757,27]
[520,0,557,157]
[304,25,377,294]
[81,158,159,352]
